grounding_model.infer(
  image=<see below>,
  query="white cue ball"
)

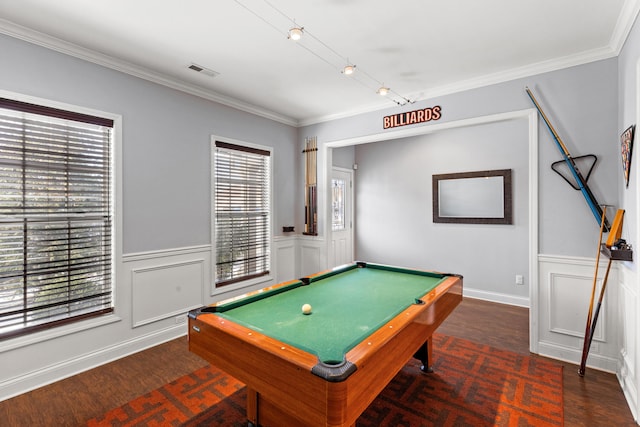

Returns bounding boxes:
[302,303,312,315]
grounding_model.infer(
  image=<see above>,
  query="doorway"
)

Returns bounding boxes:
[330,167,354,267]
[322,109,538,352]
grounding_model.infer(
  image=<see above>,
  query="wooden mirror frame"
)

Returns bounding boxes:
[432,169,512,224]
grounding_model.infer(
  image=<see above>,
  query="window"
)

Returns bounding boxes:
[331,178,346,231]
[213,140,271,287]
[0,97,114,340]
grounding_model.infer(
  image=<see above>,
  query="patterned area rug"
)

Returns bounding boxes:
[87,334,563,426]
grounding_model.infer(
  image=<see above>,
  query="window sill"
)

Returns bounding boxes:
[212,274,274,298]
[0,313,122,353]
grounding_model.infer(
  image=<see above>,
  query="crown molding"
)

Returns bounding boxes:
[298,45,619,127]
[610,0,640,53]
[3,1,639,130]
[0,19,299,127]
[298,1,640,127]
[419,45,619,100]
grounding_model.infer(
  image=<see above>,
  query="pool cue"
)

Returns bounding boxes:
[582,209,624,374]
[578,205,608,376]
[309,138,313,233]
[584,257,613,365]
[314,138,317,185]
[312,137,316,183]
[525,87,610,231]
[606,209,625,247]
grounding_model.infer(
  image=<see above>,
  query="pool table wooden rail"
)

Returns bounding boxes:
[188,271,462,427]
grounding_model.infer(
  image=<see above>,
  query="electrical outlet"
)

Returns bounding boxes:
[515,275,524,285]
[175,314,187,324]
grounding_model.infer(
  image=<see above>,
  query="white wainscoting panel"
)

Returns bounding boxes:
[131,260,204,327]
[1,246,212,402]
[538,254,618,372]
[274,236,298,283]
[299,236,326,277]
[548,272,605,341]
[617,264,638,421]
[124,246,210,327]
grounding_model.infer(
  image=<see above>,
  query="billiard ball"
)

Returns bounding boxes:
[302,303,312,315]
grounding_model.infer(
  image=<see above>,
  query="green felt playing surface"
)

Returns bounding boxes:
[216,265,446,364]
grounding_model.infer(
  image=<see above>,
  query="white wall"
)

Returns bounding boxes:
[617,8,640,421]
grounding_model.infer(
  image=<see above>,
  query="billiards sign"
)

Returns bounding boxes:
[383,105,442,129]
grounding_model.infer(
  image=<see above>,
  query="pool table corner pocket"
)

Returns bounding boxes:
[311,359,357,382]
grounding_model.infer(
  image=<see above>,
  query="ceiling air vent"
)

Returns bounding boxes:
[188,63,219,77]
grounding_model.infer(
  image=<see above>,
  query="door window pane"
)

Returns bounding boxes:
[332,178,346,231]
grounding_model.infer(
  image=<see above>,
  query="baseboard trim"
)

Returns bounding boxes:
[537,341,617,374]
[464,287,530,308]
[618,368,639,422]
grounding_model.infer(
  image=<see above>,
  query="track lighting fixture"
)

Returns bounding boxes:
[288,27,303,40]
[342,64,356,75]
[377,86,389,96]
[235,0,412,105]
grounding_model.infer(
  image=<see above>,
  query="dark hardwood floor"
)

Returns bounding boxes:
[1,298,636,426]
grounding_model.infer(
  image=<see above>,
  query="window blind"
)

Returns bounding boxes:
[214,141,270,286]
[0,98,113,339]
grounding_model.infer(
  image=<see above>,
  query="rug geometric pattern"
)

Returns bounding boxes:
[87,334,563,426]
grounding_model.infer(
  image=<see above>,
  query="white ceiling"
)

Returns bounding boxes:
[0,0,638,126]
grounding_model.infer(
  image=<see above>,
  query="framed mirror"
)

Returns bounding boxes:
[432,169,512,224]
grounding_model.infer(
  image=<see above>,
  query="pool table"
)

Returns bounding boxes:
[188,261,462,427]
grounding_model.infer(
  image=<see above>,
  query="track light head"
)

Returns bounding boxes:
[377,86,389,96]
[342,64,356,75]
[288,27,304,40]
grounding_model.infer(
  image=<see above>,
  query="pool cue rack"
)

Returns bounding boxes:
[303,136,318,236]
[550,154,598,190]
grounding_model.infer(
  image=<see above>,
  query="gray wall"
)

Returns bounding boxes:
[353,119,529,298]
[616,10,640,416]
[0,33,299,255]
[332,145,355,170]
[618,13,640,273]
[0,16,632,400]
[303,58,619,272]
[0,32,299,398]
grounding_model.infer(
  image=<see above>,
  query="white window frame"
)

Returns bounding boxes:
[210,135,273,294]
[0,90,122,351]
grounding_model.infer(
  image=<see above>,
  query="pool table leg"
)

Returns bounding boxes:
[246,387,258,426]
[414,337,434,373]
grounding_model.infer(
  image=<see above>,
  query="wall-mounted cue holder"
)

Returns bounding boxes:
[601,241,633,261]
[303,136,318,235]
[600,209,632,261]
